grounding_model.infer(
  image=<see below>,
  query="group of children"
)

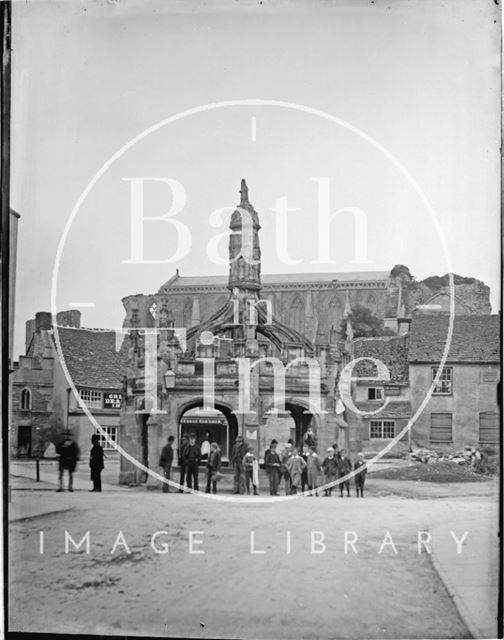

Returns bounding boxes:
[264,440,368,497]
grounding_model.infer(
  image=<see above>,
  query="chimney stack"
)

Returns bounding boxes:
[35,311,52,332]
[56,310,81,328]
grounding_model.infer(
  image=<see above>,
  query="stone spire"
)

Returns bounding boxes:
[240,178,249,206]
[228,179,262,293]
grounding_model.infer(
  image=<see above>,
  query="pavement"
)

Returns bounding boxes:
[430,503,500,639]
[8,461,130,521]
[7,462,500,638]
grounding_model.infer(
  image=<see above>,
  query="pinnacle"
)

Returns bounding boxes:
[240,178,249,206]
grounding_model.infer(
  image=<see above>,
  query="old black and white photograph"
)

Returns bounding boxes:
[2,1,501,638]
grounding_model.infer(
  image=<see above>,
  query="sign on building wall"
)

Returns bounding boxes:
[103,392,122,409]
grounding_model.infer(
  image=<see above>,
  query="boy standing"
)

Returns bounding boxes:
[243,446,258,495]
[306,446,322,496]
[338,449,352,497]
[286,447,306,494]
[322,447,338,496]
[354,452,367,497]
[205,442,221,494]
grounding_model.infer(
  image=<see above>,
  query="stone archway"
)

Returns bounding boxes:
[176,398,239,463]
[261,398,322,454]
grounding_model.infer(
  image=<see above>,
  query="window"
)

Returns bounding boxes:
[432,367,453,395]
[430,413,452,443]
[368,387,384,401]
[20,388,31,410]
[479,412,499,444]
[96,426,118,450]
[290,296,305,334]
[80,389,103,409]
[370,420,395,439]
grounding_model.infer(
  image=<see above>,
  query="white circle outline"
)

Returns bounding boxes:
[50,99,455,502]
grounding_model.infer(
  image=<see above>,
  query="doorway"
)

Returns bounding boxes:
[17,425,32,457]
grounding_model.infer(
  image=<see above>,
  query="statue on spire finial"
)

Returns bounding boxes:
[240,178,249,206]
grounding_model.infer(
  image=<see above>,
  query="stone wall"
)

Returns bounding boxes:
[409,363,500,450]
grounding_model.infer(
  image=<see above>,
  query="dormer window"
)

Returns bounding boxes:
[367,387,384,401]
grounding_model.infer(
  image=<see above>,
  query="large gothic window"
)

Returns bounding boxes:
[183,298,193,327]
[328,297,343,333]
[366,294,377,315]
[290,296,305,334]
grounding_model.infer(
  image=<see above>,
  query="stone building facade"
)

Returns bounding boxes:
[408,315,500,450]
[116,180,498,485]
[10,310,123,458]
[10,182,499,476]
[344,315,500,455]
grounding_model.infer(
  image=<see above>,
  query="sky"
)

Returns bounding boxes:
[10,0,501,358]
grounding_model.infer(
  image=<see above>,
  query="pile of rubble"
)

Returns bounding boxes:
[406,448,474,465]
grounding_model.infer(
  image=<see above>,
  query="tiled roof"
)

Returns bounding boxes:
[352,335,409,383]
[409,315,500,363]
[55,327,126,389]
[353,400,411,419]
[159,270,390,290]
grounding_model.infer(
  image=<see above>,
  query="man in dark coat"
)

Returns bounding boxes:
[89,434,104,492]
[178,434,189,493]
[159,435,175,493]
[337,448,352,497]
[264,441,282,496]
[183,434,201,491]
[56,430,79,492]
[300,443,309,492]
[231,435,248,494]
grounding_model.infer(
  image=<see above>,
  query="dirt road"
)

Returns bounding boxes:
[9,482,497,639]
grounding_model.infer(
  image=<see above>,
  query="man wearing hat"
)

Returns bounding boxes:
[183,433,201,491]
[55,430,80,492]
[231,435,248,494]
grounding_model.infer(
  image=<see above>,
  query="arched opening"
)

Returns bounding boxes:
[20,387,31,410]
[260,400,318,458]
[177,399,238,464]
[285,402,316,450]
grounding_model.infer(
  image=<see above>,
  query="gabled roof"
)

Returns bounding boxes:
[409,315,500,363]
[352,335,409,383]
[159,270,390,291]
[55,327,126,389]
